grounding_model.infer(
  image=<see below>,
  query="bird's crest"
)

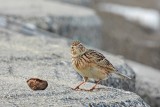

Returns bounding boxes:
[71,40,81,46]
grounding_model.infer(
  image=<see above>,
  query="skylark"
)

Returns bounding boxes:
[71,41,131,91]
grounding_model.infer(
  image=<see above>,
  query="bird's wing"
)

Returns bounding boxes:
[85,49,116,73]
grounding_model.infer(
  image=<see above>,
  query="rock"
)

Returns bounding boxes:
[0,77,150,107]
[0,0,102,48]
[51,0,92,6]
[0,28,148,106]
[27,78,48,90]
[0,16,7,27]
[127,60,160,107]
[21,23,37,35]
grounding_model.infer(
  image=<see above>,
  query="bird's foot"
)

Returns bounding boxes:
[79,87,96,91]
[88,87,95,91]
[71,86,81,91]
[71,87,94,91]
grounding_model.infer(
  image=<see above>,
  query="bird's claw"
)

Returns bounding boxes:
[71,86,81,91]
[71,87,95,91]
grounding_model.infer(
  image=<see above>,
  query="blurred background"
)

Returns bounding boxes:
[0,0,160,106]
[92,0,160,71]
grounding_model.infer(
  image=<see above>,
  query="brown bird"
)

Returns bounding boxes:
[71,41,131,91]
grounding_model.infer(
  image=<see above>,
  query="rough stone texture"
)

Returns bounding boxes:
[0,28,148,107]
[52,0,92,6]
[127,60,160,107]
[0,76,149,107]
[0,0,102,48]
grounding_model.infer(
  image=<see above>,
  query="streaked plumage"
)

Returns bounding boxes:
[71,41,131,91]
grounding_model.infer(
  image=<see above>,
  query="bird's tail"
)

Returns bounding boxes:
[115,72,131,79]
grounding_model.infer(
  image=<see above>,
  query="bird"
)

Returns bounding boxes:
[71,40,131,91]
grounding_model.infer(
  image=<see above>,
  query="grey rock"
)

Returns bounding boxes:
[0,16,7,27]
[0,0,102,48]
[21,23,37,35]
[0,28,149,107]
[127,60,160,107]
[0,78,149,107]
[52,0,92,6]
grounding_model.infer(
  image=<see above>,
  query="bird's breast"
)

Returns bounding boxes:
[72,56,90,71]
[72,57,107,79]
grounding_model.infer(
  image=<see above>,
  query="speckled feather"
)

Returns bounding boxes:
[74,49,116,72]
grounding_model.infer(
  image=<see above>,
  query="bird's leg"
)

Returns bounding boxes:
[72,77,88,90]
[89,79,101,91]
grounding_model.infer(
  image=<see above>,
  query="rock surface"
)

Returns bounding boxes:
[0,0,102,48]
[52,0,92,6]
[0,28,148,107]
[0,76,149,107]
[127,60,160,107]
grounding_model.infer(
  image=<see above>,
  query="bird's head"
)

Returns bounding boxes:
[71,41,87,57]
